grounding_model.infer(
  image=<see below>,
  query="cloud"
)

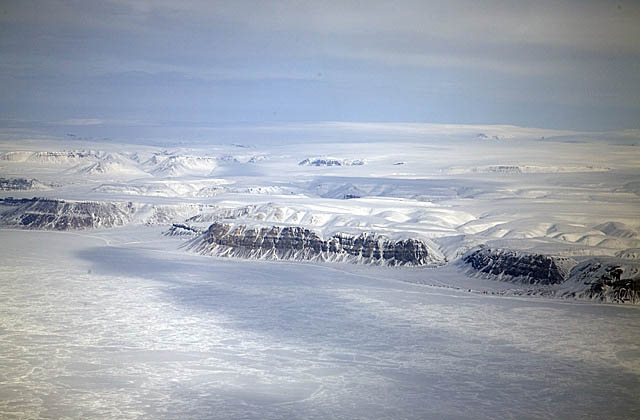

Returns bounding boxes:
[122,1,640,55]
[0,0,639,130]
[56,119,105,126]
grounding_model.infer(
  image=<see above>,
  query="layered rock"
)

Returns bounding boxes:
[0,198,135,230]
[0,177,50,191]
[0,197,204,230]
[567,260,640,304]
[461,247,575,285]
[164,223,202,236]
[480,165,522,174]
[298,157,365,167]
[460,247,640,304]
[190,222,441,266]
[0,150,101,164]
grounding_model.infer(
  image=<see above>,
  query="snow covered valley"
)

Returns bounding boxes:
[1,229,639,419]
[1,124,639,418]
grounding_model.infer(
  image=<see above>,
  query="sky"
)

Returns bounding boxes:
[1,0,639,133]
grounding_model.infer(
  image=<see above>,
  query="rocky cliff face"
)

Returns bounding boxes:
[461,247,575,284]
[298,157,365,167]
[460,247,640,304]
[0,198,135,230]
[164,223,202,236]
[190,222,441,266]
[566,260,640,304]
[0,178,50,191]
[0,197,203,230]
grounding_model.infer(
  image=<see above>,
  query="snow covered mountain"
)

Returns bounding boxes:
[0,197,207,230]
[0,197,136,229]
[299,157,366,166]
[1,126,639,304]
[461,247,575,285]
[150,155,217,177]
[0,177,51,191]
[460,247,640,304]
[189,222,443,266]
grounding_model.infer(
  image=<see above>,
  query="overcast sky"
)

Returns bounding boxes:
[1,0,639,131]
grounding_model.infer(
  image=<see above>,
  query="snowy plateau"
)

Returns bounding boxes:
[1,124,639,419]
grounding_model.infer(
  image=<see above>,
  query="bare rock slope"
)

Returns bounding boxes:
[461,247,575,285]
[190,222,442,266]
[461,247,640,303]
[0,197,203,230]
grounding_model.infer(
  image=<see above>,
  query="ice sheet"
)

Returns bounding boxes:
[1,229,638,419]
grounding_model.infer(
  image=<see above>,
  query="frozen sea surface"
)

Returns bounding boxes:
[1,229,639,419]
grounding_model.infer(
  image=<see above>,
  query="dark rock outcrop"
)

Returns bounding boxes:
[460,247,640,304]
[298,158,365,167]
[0,178,49,191]
[461,247,575,284]
[0,198,204,230]
[190,222,441,266]
[164,223,202,236]
[568,260,640,304]
[0,198,134,230]
[482,165,522,174]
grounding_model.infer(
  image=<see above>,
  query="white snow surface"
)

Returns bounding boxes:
[0,228,639,419]
[1,128,639,261]
[1,124,640,418]
[1,128,639,268]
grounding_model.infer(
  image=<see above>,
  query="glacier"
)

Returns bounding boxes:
[1,123,639,419]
